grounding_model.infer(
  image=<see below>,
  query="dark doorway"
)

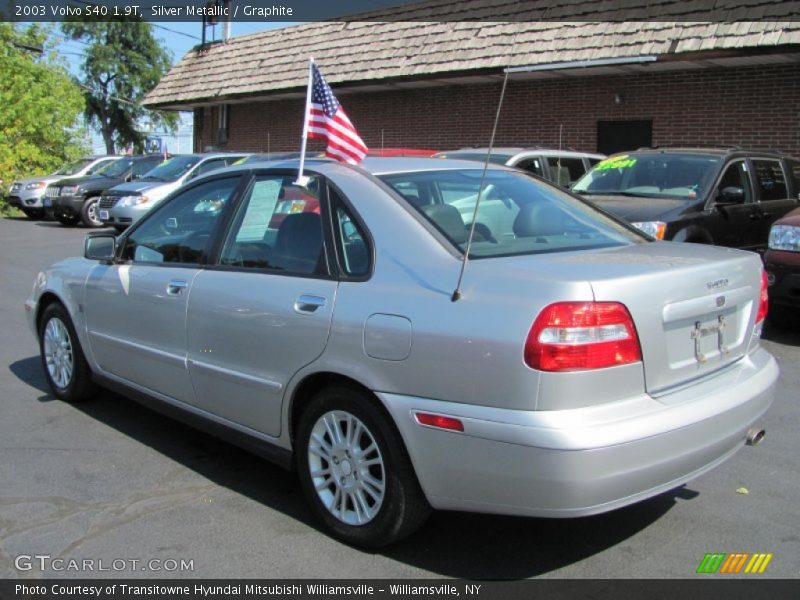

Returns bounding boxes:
[597,120,653,155]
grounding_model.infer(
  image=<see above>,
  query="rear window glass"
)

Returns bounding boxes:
[379,169,642,258]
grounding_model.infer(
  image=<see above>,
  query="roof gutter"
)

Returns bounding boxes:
[505,55,658,73]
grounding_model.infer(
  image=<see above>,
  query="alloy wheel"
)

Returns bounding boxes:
[307,410,386,526]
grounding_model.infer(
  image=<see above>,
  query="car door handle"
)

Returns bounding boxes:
[294,294,326,314]
[749,212,761,220]
[167,280,188,295]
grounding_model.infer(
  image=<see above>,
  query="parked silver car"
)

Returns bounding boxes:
[26,158,777,547]
[8,156,120,219]
[98,153,250,230]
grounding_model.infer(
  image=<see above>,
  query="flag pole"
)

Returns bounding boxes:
[294,57,314,186]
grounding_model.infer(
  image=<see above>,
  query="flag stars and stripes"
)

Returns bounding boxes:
[306,62,368,165]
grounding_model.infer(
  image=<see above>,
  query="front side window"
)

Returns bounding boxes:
[716,161,752,203]
[515,158,543,177]
[219,175,326,275]
[121,177,240,265]
[752,159,788,202]
[573,153,722,200]
[381,169,642,258]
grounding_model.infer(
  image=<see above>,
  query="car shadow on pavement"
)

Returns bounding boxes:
[762,316,800,346]
[11,355,685,578]
[9,356,52,396]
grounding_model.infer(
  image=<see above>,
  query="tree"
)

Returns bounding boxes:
[0,23,87,202]
[61,20,178,154]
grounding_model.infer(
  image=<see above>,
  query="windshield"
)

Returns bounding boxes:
[141,155,198,181]
[572,153,722,200]
[95,157,134,178]
[433,152,512,165]
[54,159,93,176]
[379,169,642,258]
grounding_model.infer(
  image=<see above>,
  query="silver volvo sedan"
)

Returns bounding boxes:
[26,158,777,547]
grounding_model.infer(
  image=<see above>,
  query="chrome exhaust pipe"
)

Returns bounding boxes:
[746,428,766,446]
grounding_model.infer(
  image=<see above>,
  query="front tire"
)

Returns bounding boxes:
[295,385,431,547]
[39,303,96,402]
[56,214,80,227]
[81,196,104,228]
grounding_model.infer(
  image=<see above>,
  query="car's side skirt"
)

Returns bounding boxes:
[92,373,294,471]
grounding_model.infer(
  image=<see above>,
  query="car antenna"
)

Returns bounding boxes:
[451,67,510,302]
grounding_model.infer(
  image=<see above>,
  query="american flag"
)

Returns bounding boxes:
[306,63,368,164]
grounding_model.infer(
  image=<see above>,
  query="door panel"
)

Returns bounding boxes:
[85,175,242,402]
[751,159,798,248]
[185,173,336,436]
[85,264,199,402]
[710,160,760,249]
[186,271,337,436]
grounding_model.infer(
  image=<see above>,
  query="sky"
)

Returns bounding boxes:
[54,20,294,153]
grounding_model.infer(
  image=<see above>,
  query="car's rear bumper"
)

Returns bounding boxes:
[378,347,777,517]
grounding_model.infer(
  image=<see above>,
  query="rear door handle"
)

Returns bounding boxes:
[294,294,326,314]
[167,280,188,295]
[749,212,761,220]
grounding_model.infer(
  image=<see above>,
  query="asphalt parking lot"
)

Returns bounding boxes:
[1,215,798,580]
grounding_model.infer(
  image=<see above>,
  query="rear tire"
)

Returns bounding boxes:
[38,303,96,402]
[295,385,431,547]
[81,196,104,228]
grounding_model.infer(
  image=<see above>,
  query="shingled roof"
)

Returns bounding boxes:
[143,0,800,109]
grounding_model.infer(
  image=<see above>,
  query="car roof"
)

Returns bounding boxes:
[619,147,790,159]
[192,157,515,181]
[437,147,605,160]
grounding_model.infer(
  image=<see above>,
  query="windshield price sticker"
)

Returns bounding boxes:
[596,155,638,171]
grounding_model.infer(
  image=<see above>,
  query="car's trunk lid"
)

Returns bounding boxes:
[490,241,762,397]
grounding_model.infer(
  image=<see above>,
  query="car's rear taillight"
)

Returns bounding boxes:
[756,270,769,324]
[524,302,642,371]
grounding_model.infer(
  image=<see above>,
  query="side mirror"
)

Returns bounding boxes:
[718,186,745,205]
[84,233,116,262]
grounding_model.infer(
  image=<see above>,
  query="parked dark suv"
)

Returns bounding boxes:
[49,154,168,227]
[572,148,800,251]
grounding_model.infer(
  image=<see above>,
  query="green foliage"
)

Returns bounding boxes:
[62,20,179,154]
[0,22,88,211]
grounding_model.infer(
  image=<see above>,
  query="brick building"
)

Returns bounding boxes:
[143,0,800,158]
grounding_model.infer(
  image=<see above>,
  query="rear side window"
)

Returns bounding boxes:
[546,157,586,186]
[752,159,788,201]
[219,175,326,275]
[330,189,370,278]
[515,158,544,178]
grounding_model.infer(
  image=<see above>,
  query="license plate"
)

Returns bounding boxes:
[99,210,109,221]
[43,198,51,207]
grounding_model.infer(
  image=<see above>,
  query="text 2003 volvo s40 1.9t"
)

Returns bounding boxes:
[26,157,777,547]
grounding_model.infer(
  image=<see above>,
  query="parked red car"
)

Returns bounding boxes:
[764,206,800,318]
